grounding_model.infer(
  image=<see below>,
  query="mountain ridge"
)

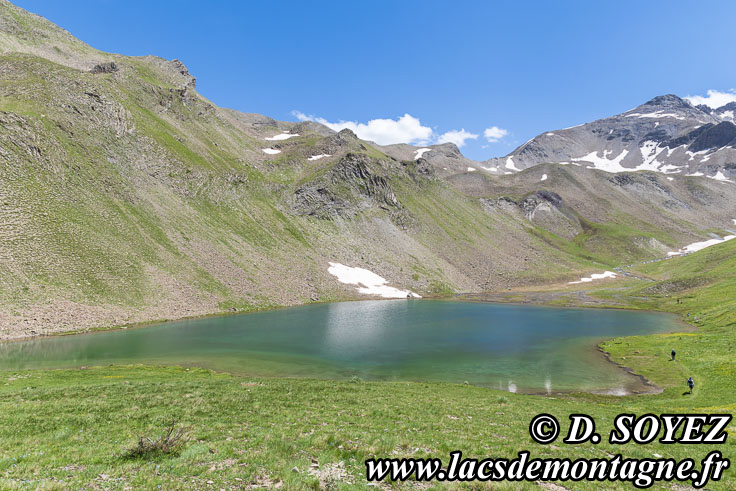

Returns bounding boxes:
[482,94,736,180]
[9,0,729,183]
[0,0,735,339]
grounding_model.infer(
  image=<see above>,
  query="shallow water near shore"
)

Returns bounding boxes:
[0,300,682,393]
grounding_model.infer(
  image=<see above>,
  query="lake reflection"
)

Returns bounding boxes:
[0,300,681,393]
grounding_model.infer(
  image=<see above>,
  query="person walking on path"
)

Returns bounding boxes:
[687,377,694,394]
[671,349,676,361]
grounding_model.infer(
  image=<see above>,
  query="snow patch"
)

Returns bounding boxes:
[667,235,736,256]
[262,148,281,155]
[637,140,666,171]
[265,133,299,141]
[413,148,431,160]
[327,262,420,298]
[626,111,685,120]
[710,170,731,182]
[505,157,520,171]
[545,132,555,136]
[571,149,630,173]
[659,163,682,173]
[667,177,674,181]
[569,271,618,285]
[308,154,331,161]
[467,167,477,172]
[686,149,708,161]
[540,174,548,181]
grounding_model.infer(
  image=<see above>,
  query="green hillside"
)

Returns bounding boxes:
[1,240,735,489]
[1,0,734,340]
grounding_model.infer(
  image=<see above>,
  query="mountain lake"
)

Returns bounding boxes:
[0,300,684,394]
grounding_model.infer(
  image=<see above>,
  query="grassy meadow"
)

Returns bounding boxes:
[0,241,734,489]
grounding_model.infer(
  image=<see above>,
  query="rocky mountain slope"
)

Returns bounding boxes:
[375,142,481,177]
[0,0,734,338]
[483,95,736,180]
[697,101,736,123]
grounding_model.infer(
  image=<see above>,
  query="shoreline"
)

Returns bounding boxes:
[595,345,663,395]
[450,292,696,396]
[0,291,695,398]
[0,288,686,342]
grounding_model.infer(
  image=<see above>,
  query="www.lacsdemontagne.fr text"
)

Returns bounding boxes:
[366,450,729,488]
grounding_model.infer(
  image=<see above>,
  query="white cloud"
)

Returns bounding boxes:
[292,111,312,122]
[292,111,432,146]
[684,89,736,109]
[436,128,479,147]
[483,126,509,142]
[293,111,504,149]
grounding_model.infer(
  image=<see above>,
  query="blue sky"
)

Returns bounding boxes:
[15,0,736,160]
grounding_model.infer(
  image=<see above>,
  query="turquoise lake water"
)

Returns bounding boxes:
[0,300,682,393]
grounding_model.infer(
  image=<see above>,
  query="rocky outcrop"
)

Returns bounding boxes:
[170,59,196,89]
[291,153,400,219]
[308,129,366,157]
[414,157,434,176]
[90,61,118,74]
[289,120,334,137]
[481,191,582,239]
[683,121,736,153]
[520,191,582,239]
[324,128,361,148]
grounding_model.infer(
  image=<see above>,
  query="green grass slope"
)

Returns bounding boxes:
[0,239,734,489]
[596,238,736,406]
[2,0,735,338]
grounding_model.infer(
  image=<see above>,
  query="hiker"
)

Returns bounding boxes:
[671,349,676,361]
[687,377,694,394]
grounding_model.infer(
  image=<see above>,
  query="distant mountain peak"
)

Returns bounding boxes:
[482,94,735,181]
[642,94,691,108]
[430,142,462,155]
